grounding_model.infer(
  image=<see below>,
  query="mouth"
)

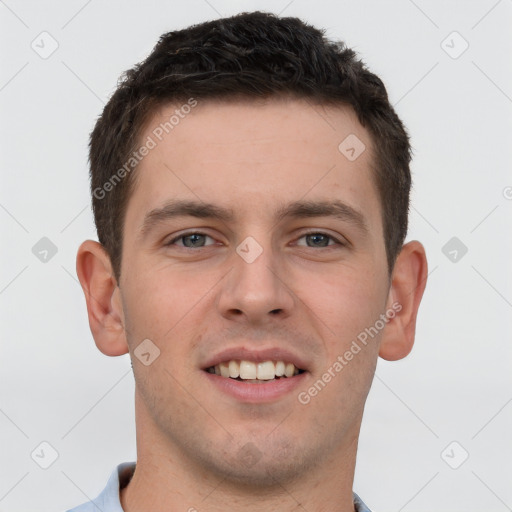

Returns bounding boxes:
[201,347,309,402]
[205,360,306,383]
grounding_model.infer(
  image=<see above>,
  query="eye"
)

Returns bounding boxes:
[166,232,216,248]
[295,232,343,248]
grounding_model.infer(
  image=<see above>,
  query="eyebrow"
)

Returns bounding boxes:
[275,200,368,233]
[139,200,235,238]
[138,199,368,238]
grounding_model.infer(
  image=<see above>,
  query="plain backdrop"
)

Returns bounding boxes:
[1,1,511,511]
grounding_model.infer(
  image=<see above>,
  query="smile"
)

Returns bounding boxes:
[205,360,304,382]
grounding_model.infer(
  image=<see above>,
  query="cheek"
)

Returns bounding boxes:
[122,271,203,415]
[297,272,384,421]
[300,265,388,342]
[121,264,216,356]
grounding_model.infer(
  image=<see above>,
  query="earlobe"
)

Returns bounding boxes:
[76,240,129,357]
[379,240,428,361]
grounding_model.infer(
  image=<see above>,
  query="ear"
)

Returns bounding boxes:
[379,240,428,361]
[76,240,129,356]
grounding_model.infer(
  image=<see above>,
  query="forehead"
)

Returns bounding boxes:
[127,98,381,233]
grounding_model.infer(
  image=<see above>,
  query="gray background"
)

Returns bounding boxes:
[1,0,511,510]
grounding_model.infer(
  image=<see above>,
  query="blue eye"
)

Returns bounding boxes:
[296,232,341,248]
[167,233,215,248]
[165,231,343,250]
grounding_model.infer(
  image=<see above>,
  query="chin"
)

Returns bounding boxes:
[220,459,306,489]
[196,439,319,489]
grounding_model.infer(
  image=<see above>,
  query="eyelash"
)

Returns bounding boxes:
[165,230,345,249]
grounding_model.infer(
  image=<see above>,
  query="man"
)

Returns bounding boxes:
[72,11,427,512]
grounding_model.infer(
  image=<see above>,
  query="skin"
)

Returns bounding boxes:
[77,98,427,512]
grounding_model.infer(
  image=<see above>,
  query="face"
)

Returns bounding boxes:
[118,98,391,485]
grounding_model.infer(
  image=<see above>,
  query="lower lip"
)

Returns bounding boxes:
[203,371,308,403]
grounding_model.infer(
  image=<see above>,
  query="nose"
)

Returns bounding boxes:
[216,239,295,325]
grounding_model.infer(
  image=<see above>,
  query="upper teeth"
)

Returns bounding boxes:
[209,360,300,380]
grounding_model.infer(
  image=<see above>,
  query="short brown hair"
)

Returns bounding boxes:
[89,11,411,280]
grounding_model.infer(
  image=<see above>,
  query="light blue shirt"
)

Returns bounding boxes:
[67,462,372,512]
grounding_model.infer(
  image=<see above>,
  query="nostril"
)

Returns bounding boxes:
[229,309,244,315]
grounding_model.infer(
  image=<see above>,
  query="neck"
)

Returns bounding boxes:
[121,393,360,512]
